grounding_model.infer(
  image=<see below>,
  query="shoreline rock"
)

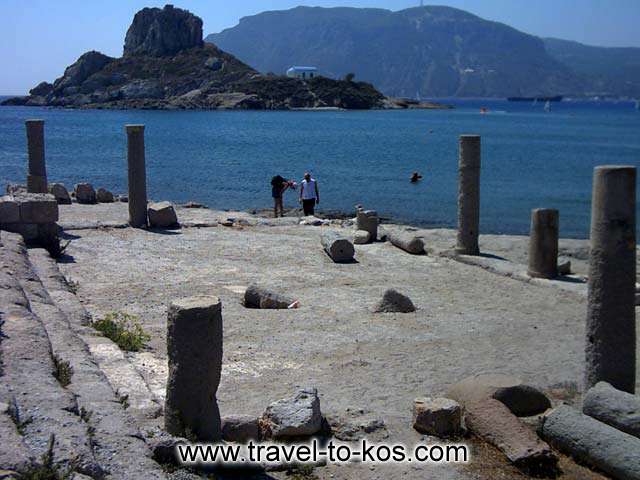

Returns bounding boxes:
[1,6,387,111]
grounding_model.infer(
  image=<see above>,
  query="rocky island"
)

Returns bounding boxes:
[2,5,399,110]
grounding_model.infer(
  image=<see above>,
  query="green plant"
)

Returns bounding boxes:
[92,312,150,352]
[117,392,130,410]
[8,397,32,435]
[64,278,79,294]
[18,434,75,479]
[52,355,73,387]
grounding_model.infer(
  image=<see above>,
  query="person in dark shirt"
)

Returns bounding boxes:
[271,175,290,218]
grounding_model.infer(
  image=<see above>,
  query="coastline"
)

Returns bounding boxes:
[0,96,454,111]
[59,201,640,279]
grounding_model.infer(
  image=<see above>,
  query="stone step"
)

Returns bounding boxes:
[1,235,167,479]
[0,233,102,477]
[29,249,164,424]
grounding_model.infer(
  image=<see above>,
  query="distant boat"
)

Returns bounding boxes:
[544,101,551,112]
[508,95,563,102]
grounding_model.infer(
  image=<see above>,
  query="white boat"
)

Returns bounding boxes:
[544,100,551,112]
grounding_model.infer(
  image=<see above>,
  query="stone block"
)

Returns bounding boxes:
[412,397,462,438]
[148,201,178,228]
[15,193,59,223]
[260,388,322,438]
[0,196,20,224]
[222,415,260,443]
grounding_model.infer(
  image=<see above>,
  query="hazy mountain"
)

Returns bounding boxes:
[543,38,640,97]
[206,6,585,98]
[206,6,639,98]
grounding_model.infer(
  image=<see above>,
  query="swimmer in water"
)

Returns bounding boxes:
[410,172,423,183]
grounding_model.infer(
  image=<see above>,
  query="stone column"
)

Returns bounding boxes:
[585,166,636,394]
[455,135,481,255]
[356,209,378,242]
[165,296,223,441]
[26,119,48,193]
[527,208,559,279]
[126,125,148,228]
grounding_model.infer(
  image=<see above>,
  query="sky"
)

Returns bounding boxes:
[2,0,640,94]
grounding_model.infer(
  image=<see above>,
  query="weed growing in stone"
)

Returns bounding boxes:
[92,312,150,352]
[19,434,76,479]
[52,355,73,387]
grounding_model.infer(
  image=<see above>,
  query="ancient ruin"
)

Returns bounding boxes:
[25,119,47,193]
[585,166,636,393]
[126,125,148,228]
[528,208,559,279]
[455,134,481,255]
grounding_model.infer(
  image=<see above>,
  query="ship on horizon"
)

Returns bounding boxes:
[507,95,563,102]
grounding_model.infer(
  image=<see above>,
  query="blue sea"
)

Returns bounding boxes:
[1,98,639,238]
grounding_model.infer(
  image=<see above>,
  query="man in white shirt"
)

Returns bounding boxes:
[299,172,320,216]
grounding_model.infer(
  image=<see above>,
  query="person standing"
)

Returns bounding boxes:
[271,175,290,218]
[299,172,319,216]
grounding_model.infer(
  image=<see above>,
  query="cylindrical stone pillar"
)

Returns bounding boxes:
[528,208,559,279]
[165,296,223,441]
[585,166,636,394]
[455,135,481,255]
[26,119,48,193]
[356,209,378,242]
[126,125,148,228]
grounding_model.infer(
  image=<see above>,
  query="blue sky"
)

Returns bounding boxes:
[2,0,639,94]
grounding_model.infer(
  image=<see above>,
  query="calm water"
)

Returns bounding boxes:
[1,99,639,238]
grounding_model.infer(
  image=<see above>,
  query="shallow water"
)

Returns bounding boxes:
[1,99,638,237]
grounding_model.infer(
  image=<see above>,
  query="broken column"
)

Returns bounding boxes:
[321,231,355,263]
[585,165,636,394]
[388,231,425,255]
[455,135,481,255]
[126,125,148,228]
[356,209,378,242]
[244,284,293,309]
[26,119,48,193]
[527,208,559,279]
[540,405,640,480]
[165,296,223,441]
[583,382,640,438]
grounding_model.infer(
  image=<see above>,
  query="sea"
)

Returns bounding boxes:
[1,98,639,238]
